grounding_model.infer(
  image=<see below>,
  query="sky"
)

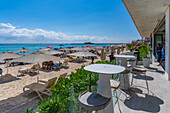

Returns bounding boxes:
[0,0,140,43]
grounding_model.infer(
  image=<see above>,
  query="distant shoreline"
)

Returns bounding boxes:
[0,43,126,45]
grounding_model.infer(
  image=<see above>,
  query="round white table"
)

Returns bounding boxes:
[84,64,125,113]
[114,55,135,90]
[125,50,139,55]
[114,55,135,68]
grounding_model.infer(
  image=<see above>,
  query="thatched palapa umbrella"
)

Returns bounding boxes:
[67,51,97,57]
[10,52,62,64]
[15,47,32,55]
[0,52,21,60]
[43,50,64,55]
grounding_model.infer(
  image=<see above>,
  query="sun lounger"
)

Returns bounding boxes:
[28,63,41,73]
[68,56,77,61]
[23,77,58,99]
[61,59,69,68]
[18,64,41,76]
[76,57,84,63]
[17,67,31,76]
[38,73,67,84]
[0,68,2,76]
[52,63,62,70]
[59,73,67,79]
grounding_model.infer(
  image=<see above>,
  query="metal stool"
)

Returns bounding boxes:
[96,79,122,112]
[78,91,111,113]
[120,70,130,90]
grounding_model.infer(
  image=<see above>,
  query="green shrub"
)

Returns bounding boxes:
[139,44,150,59]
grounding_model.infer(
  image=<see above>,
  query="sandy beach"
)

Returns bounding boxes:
[0,47,124,113]
[0,58,102,113]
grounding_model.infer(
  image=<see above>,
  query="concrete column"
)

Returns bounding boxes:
[151,33,157,62]
[165,6,170,80]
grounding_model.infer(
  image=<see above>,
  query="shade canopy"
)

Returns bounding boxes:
[15,47,32,52]
[0,52,21,60]
[43,50,64,55]
[67,52,97,57]
[10,52,63,63]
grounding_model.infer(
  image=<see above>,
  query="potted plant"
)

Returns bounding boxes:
[126,43,135,52]
[139,44,151,67]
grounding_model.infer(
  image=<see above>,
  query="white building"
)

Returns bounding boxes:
[122,0,170,80]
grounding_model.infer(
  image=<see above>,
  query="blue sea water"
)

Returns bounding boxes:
[0,43,122,54]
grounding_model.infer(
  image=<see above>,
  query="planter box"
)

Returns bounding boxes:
[143,58,150,67]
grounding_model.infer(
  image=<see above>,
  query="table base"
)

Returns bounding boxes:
[97,73,114,113]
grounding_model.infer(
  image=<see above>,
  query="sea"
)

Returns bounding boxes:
[0,43,122,54]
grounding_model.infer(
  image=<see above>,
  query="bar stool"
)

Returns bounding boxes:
[96,79,122,112]
[78,91,111,113]
[131,67,149,94]
[120,70,130,91]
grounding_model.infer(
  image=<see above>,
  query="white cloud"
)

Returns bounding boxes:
[0,23,134,43]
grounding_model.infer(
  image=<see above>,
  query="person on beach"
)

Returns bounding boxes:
[156,43,162,62]
[109,52,115,62]
[158,43,165,66]
[91,56,94,63]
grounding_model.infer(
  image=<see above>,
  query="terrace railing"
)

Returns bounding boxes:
[27,73,121,113]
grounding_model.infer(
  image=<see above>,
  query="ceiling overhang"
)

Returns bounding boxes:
[122,0,170,37]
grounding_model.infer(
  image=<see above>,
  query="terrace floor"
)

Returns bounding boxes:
[114,62,170,113]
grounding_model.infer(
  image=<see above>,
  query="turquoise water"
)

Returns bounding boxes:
[0,43,121,54]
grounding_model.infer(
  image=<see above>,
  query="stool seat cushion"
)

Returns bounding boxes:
[78,91,111,111]
[120,70,130,74]
[127,59,135,62]
[110,79,120,89]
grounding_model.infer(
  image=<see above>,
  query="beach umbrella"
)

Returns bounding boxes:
[67,51,97,57]
[15,47,32,52]
[86,45,92,47]
[10,52,63,64]
[0,52,22,74]
[47,46,53,48]
[117,47,121,55]
[95,46,103,49]
[70,47,84,51]
[100,49,106,61]
[121,46,124,52]
[39,47,52,51]
[83,47,95,51]
[59,48,69,51]
[111,46,115,54]
[0,52,21,60]
[3,51,13,53]
[43,50,64,55]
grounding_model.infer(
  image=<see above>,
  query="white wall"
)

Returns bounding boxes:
[165,6,170,80]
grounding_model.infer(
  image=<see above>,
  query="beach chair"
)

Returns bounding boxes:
[23,77,58,99]
[38,73,67,84]
[68,56,76,61]
[0,68,2,76]
[28,63,41,73]
[61,59,69,68]
[59,73,67,79]
[52,63,62,70]
[76,57,84,63]
[17,67,30,76]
